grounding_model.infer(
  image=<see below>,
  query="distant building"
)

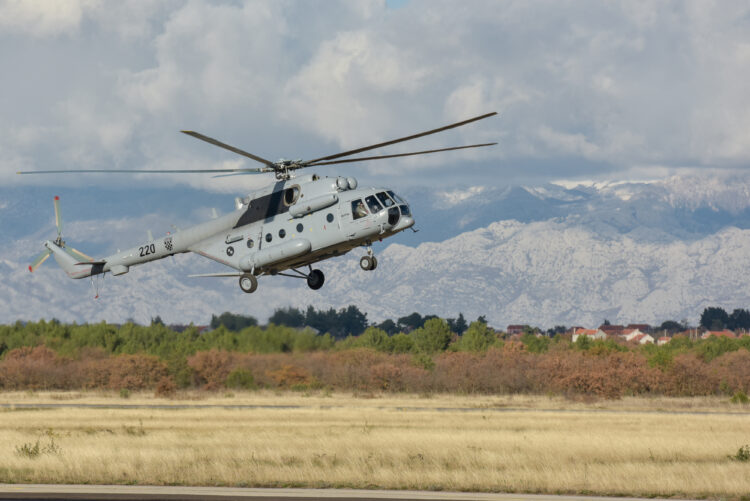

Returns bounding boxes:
[507,325,526,335]
[623,329,646,341]
[626,323,652,333]
[572,328,607,342]
[701,330,737,339]
[599,324,624,336]
[632,333,655,344]
[657,336,671,345]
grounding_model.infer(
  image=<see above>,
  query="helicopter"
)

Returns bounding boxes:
[19,112,497,294]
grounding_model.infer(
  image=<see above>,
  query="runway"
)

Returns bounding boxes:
[0,485,694,501]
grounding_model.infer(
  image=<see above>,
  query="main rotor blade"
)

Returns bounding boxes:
[305,143,497,167]
[18,168,271,175]
[181,131,275,167]
[29,249,52,272]
[53,196,62,238]
[303,112,497,165]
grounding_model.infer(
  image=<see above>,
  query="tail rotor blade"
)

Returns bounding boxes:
[29,249,52,273]
[53,196,62,238]
[65,246,94,262]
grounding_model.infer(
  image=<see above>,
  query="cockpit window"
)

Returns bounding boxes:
[365,195,383,214]
[399,204,411,217]
[387,190,406,205]
[376,191,395,208]
[351,199,368,220]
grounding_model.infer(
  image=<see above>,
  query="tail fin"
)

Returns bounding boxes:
[29,196,99,279]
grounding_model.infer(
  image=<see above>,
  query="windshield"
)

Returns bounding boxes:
[351,199,368,220]
[376,191,396,208]
[387,190,406,205]
[365,195,383,213]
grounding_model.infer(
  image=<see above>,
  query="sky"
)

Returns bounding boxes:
[2,0,750,194]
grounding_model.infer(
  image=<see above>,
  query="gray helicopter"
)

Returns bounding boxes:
[20,112,496,293]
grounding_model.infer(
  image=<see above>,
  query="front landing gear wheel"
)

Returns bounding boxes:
[360,256,377,271]
[239,274,258,293]
[307,269,325,290]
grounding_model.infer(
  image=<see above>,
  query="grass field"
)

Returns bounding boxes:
[1,391,749,498]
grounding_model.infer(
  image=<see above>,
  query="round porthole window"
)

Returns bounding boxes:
[326,213,334,223]
[246,239,254,248]
[226,246,234,256]
[296,223,303,232]
[265,233,272,243]
[279,229,286,238]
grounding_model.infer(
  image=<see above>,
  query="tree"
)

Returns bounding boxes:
[659,320,684,334]
[728,308,750,331]
[397,312,424,332]
[375,319,398,335]
[700,307,729,331]
[411,318,452,353]
[268,307,305,327]
[447,313,468,335]
[456,320,496,351]
[210,312,258,331]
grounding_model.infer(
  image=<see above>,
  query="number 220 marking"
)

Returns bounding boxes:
[139,244,156,257]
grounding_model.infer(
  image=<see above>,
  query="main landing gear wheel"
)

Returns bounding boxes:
[307,269,325,290]
[359,255,377,271]
[239,273,258,293]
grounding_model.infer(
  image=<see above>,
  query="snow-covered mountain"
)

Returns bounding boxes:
[2,174,750,328]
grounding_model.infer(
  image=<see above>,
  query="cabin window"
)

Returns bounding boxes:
[351,199,368,220]
[326,213,334,223]
[279,229,286,239]
[283,185,300,206]
[265,233,272,243]
[376,191,395,208]
[365,195,383,214]
[246,238,254,248]
[296,223,303,233]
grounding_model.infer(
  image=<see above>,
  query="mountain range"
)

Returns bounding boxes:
[2,174,750,328]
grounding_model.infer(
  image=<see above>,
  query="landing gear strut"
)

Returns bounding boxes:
[239,273,258,293]
[307,268,325,290]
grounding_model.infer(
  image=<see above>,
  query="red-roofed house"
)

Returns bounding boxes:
[572,328,607,342]
[632,333,655,344]
[599,324,624,336]
[657,336,671,345]
[624,329,646,342]
[627,323,652,333]
[507,325,526,335]
[701,330,737,339]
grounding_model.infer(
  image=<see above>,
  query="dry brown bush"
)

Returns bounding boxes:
[0,345,71,390]
[709,350,750,393]
[106,354,169,390]
[661,353,719,396]
[187,350,240,390]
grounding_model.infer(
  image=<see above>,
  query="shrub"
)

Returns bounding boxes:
[226,368,256,389]
[730,390,749,404]
[155,376,177,397]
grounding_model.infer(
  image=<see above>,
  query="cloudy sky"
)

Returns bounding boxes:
[2,0,749,193]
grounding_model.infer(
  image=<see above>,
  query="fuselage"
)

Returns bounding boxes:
[64,174,414,279]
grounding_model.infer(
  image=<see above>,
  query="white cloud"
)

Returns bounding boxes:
[2,0,750,191]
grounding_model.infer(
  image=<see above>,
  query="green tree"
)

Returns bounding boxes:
[411,318,452,353]
[456,320,496,351]
[447,313,468,335]
[700,307,729,331]
[728,308,750,331]
[268,307,305,327]
[210,312,258,331]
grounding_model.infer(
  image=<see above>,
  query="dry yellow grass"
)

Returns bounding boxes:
[1,391,749,497]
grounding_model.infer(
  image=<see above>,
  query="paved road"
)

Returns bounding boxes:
[0,402,745,416]
[0,485,695,501]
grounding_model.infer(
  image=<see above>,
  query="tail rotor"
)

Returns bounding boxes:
[29,196,93,273]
